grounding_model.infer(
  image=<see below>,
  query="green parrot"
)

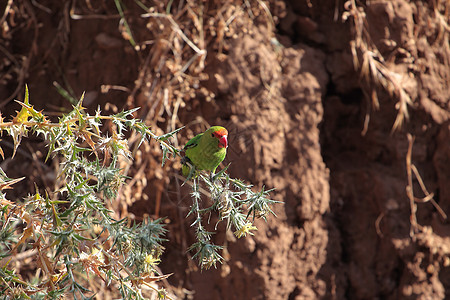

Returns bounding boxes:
[182,126,228,178]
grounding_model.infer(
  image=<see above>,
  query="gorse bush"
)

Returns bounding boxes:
[0,87,277,299]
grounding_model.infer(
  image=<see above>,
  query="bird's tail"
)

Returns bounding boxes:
[181,156,197,178]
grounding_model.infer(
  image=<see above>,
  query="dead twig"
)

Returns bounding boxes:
[0,0,13,25]
[410,164,447,219]
[375,212,385,238]
[0,0,39,109]
[406,134,419,238]
[405,134,447,239]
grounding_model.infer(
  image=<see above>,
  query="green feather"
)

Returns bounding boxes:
[182,126,228,177]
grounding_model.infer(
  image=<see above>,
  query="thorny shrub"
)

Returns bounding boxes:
[0,87,277,299]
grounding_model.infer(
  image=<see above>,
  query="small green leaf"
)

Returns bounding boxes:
[156,126,185,141]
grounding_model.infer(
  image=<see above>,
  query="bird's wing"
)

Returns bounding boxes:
[183,133,203,150]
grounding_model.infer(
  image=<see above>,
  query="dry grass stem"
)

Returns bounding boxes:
[406,134,447,239]
[406,134,419,238]
[344,0,414,132]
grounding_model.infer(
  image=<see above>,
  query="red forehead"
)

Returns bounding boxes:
[214,128,228,136]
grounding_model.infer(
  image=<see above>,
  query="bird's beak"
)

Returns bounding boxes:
[219,135,228,148]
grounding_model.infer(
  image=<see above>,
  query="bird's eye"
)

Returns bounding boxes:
[211,133,215,137]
